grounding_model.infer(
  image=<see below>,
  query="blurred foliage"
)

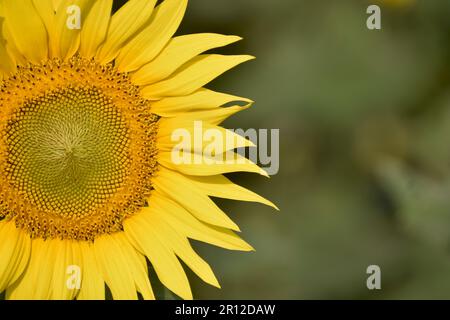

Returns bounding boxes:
[116,0,450,299]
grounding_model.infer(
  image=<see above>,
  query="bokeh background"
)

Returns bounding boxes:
[129,0,450,299]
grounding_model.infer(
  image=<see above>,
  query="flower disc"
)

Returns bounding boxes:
[0,57,159,241]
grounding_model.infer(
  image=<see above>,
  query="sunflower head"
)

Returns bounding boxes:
[0,0,276,300]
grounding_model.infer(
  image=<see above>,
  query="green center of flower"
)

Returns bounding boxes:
[5,87,130,219]
[0,56,159,241]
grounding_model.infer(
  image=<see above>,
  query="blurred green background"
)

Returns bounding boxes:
[128,0,450,299]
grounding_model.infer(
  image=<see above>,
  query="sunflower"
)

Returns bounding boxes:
[0,0,276,300]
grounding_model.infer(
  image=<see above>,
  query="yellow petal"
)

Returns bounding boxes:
[0,220,31,292]
[151,191,254,251]
[7,238,56,300]
[141,55,254,99]
[32,0,56,43]
[170,237,220,289]
[168,104,251,126]
[52,0,62,10]
[153,167,240,231]
[116,0,187,72]
[49,240,82,300]
[124,213,193,300]
[94,234,138,300]
[138,208,220,288]
[3,0,48,64]
[151,88,252,116]
[96,0,157,64]
[80,0,112,59]
[2,24,27,66]
[52,0,93,60]
[0,33,16,76]
[112,232,155,300]
[188,175,278,210]
[77,241,105,300]
[158,150,269,177]
[132,34,241,85]
[157,118,255,153]
[7,239,82,300]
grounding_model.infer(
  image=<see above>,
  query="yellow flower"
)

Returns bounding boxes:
[0,0,276,300]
